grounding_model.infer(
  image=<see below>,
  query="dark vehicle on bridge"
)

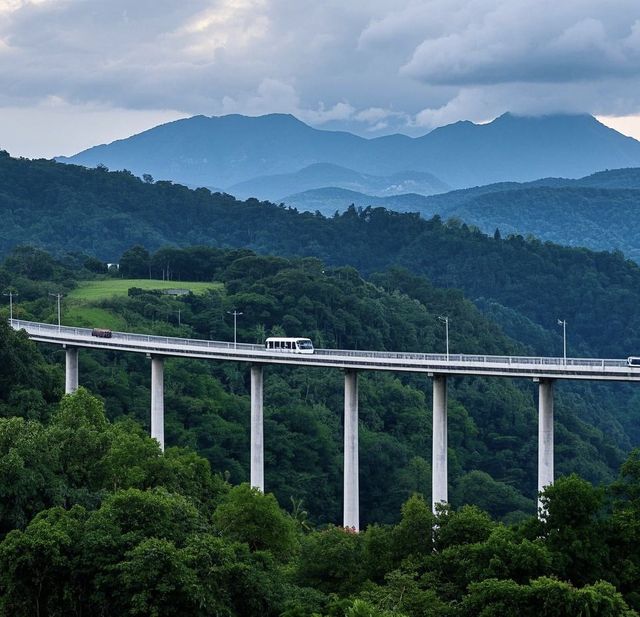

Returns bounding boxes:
[265,337,314,354]
[91,328,112,338]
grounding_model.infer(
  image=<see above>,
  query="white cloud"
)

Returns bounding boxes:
[301,102,356,125]
[355,107,394,123]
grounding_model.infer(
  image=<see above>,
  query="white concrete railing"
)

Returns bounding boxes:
[10,318,627,367]
[10,318,636,380]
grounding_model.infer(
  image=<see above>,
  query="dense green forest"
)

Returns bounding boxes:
[431,185,640,261]
[3,153,640,360]
[281,170,640,260]
[3,155,640,613]
[2,323,640,615]
[0,245,635,525]
[4,152,640,265]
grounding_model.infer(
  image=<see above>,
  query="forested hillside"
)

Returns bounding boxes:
[4,153,640,355]
[0,246,635,524]
[415,182,640,260]
[3,159,640,611]
[282,168,640,259]
[2,253,640,615]
[4,153,640,358]
[2,381,639,615]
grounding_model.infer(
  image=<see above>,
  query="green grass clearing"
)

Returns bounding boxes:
[68,279,222,301]
[63,306,128,331]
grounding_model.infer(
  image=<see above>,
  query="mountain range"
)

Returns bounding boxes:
[281,168,640,260]
[57,112,640,196]
[227,163,450,201]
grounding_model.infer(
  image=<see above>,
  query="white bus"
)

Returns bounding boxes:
[265,337,315,354]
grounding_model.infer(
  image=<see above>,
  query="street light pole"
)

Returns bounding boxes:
[227,309,243,348]
[49,293,63,331]
[557,319,567,365]
[438,316,449,361]
[2,290,17,323]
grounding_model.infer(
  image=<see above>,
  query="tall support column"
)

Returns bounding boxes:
[151,356,165,452]
[65,347,79,394]
[432,374,448,512]
[250,364,264,491]
[343,369,359,531]
[538,378,554,515]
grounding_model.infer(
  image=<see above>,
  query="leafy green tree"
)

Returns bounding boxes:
[358,569,448,617]
[453,471,534,520]
[362,524,394,583]
[539,474,611,586]
[429,524,551,601]
[86,487,204,553]
[3,246,59,281]
[434,504,495,551]
[459,577,637,617]
[608,449,640,607]
[181,533,242,617]
[297,526,365,594]
[213,483,298,560]
[0,505,88,617]
[391,494,434,562]
[99,419,164,491]
[83,256,107,273]
[0,417,61,535]
[0,321,59,420]
[116,538,199,617]
[48,387,111,500]
[345,598,405,617]
[119,245,150,278]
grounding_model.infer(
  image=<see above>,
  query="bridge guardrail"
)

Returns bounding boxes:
[9,319,630,371]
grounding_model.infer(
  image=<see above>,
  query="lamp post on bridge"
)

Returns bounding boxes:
[227,309,243,349]
[557,319,567,365]
[49,292,63,332]
[438,315,450,361]
[2,289,18,323]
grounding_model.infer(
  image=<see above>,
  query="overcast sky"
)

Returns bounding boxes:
[1,0,640,158]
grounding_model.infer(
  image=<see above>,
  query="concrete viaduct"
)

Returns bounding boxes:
[11,319,640,529]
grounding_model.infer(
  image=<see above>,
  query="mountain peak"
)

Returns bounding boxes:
[208,112,307,125]
[490,111,598,126]
[58,111,640,191]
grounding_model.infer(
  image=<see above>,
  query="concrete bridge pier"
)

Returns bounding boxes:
[250,364,264,491]
[343,369,359,531]
[151,356,165,451]
[537,378,554,515]
[65,347,79,394]
[432,374,448,512]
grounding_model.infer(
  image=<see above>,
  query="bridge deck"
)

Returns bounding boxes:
[11,319,640,381]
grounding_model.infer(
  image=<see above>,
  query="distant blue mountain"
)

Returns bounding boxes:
[227,163,449,201]
[57,112,640,191]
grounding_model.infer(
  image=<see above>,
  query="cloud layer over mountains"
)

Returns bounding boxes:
[1,0,640,155]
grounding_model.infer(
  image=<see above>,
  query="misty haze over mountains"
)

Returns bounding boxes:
[57,112,640,201]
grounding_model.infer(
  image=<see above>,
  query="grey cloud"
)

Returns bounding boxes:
[1,0,640,151]
[401,1,640,85]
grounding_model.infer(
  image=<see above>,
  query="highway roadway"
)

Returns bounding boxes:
[11,319,640,382]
